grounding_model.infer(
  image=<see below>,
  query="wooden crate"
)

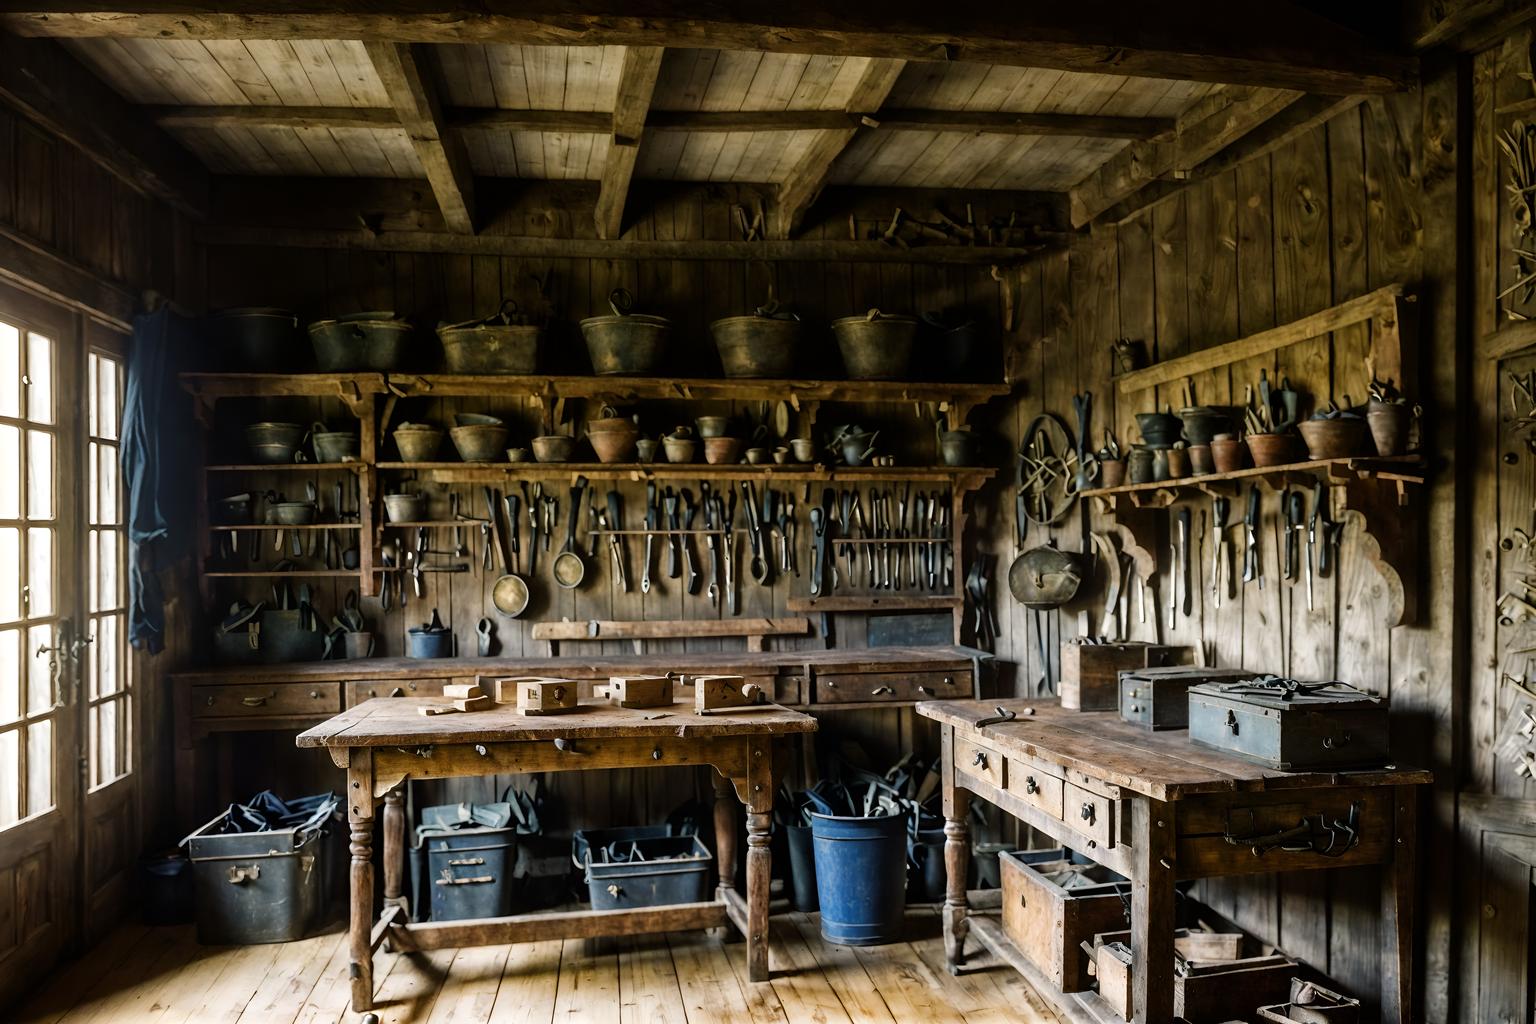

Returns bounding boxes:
[1059,643,1192,711]
[1095,941,1297,1023]
[999,848,1129,993]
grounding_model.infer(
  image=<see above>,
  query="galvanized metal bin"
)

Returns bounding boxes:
[412,827,518,922]
[181,793,337,945]
[578,832,712,911]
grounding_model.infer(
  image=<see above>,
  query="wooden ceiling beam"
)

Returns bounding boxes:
[364,41,475,234]
[0,2,1416,95]
[594,46,663,240]
[770,58,905,241]
[1067,86,1304,227]
[152,104,1173,141]
[0,33,205,216]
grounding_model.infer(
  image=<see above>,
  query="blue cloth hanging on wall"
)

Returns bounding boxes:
[122,305,198,654]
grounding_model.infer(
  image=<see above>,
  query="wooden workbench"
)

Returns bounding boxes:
[175,644,986,821]
[917,698,1432,1024]
[297,696,815,1013]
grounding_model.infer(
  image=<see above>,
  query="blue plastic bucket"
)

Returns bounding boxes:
[810,812,907,945]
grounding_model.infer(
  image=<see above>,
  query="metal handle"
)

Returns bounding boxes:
[447,857,485,866]
[1225,709,1239,734]
[226,864,260,884]
[1322,732,1351,749]
[309,690,321,699]
[1025,776,1038,795]
[1080,802,1096,824]
[918,685,935,696]
[943,676,953,685]
[606,883,623,898]
[554,737,581,754]
[1130,704,1141,713]
[240,692,277,707]
[871,685,895,695]
[435,875,493,886]
[972,750,989,769]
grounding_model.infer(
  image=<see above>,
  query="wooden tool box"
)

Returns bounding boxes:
[999,848,1131,992]
[1060,642,1192,711]
[1118,666,1262,730]
[1187,678,1391,770]
[1094,940,1297,1023]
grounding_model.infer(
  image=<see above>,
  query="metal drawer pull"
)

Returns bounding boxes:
[1223,800,1362,858]
[239,692,277,707]
[918,685,935,696]
[436,875,493,886]
[971,750,989,769]
[943,676,954,685]
[1080,802,1096,824]
[1322,732,1351,749]
[554,737,582,754]
[1025,776,1038,795]
[870,685,895,695]
[309,690,321,699]
[447,857,486,866]
[1225,709,1239,734]
[1129,704,1141,713]
[390,687,404,697]
[226,865,260,884]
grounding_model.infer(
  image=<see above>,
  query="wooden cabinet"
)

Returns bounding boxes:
[345,678,450,703]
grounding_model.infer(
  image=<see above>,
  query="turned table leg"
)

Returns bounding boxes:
[941,726,971,970]
[745,809,772,982]
[382,786,407,918]
[347,751,377,1013]
[712,768,739,916]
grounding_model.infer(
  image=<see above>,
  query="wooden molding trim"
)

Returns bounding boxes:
[0,2,1417,95]
[0,225,135,330]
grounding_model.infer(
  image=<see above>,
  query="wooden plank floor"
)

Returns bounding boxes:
[17,909,1061,1024]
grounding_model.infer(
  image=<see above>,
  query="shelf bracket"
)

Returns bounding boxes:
[1336,473,1418,627]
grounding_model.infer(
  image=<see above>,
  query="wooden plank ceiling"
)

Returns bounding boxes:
[63,38,1220,192]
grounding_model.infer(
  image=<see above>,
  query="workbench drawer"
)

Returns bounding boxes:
[1005,757,1065,820]
[1062,781,1116,850]
[346,679,450,704]
[814,670,966,704]
[194,682,341,719]
[955,736,1005,790]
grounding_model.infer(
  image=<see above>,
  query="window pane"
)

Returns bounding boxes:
[27,622,52,713]
[0,730,17,827]
[98,356,120,441]
[27,528,52,618]
[27,430,52,520]
[0,628,18,722]
[26,720,51,814]
[98,444,119,527]
[0,424,18,519]
[26,332,52,425]
[0,322,18,418]
[94,702,118,788]
[95,615,119,697]
[98,531,119,613]
[0,528,17,622]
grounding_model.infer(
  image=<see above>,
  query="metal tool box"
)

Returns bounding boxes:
[1187,677,1390,771]
[1118,666,1262,730]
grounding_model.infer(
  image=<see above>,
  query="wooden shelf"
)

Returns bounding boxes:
[376,461,995,487]
[206,462,364,472]
[182,371,1008,407]
[210,523,362,531]
[203,570,364,578]
[1080,454,1425,505]
[786,594,961,612]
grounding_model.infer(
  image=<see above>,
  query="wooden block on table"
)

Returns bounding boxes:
[443,682,483,700]
[453,694,493,712]
[417,703,461,716]
[601,674,675,708]
[511,677,580,716]
[693,674,767,715]
[1060,641,1193,711]
[490,676,561,704]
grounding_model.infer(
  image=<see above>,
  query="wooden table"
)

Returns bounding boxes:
[296,696,816,1013]
[917,698,1431,1024]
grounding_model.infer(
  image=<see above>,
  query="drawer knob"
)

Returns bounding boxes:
[1080,802,1096,824]
[944,676,954,685]
[309,690,321,699]
[1130,704,1141,713]
[1025,776,1038,795]
[390,687,404,698]
[870,685,895,696]
[1322,732,1351,749]
[972,750,989,770]
[918,685,935,696]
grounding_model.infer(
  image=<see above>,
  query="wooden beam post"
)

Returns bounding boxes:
[770,57,905,240]
[595,46,663,240]
[0,2,1418,95]
[364,42,475,234]
[1068,86,1305,227]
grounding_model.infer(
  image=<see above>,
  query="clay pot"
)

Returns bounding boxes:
[588,428,638,464]
[1186,444,1214,476]
[1366,402,1413,456]
[704,437,744,465]
[745,447,769,465]
[790,438,815,463]
[1246,432,1303,467]
[1209,437,1246,473]
[449,424,511,462]
[1179,406,1231,446]
[383,493,427,523]
[1136,412,1183,447]
[1126,447,1156,484]
[506,448,530,463]
[393,423,444,462]
[1297,418,1368,460]
[1099,458,1126,488]
[696,415,730,439]
[663,436,697,464]
[1166,447,1190,480]
[636,438,658,463]
[532,435,575,463]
